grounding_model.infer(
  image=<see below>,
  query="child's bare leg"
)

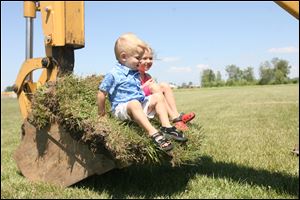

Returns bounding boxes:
[126,100,172,149]
[126,100,157,136]
[163,97,176,119]
[148,93,172,127]
[150,83,178,120]
[149,93,188,141]
[160,83,195,125]
[159,82,180,120]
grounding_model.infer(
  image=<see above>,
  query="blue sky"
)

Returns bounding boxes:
[1,1,299,91]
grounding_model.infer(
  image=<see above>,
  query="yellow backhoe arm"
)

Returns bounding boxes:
[15,1,84,119]
[13,2,117,188]
[13,57,58,119]
[275,1,299,19]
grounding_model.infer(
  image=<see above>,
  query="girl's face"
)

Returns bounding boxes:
[138,49,153,73]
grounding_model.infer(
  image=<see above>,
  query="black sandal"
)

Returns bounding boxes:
[160,126,188,142]
[172,114,182,123]
[151,132,173,152]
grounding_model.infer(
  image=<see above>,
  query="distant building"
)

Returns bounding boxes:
[169,83,178,89]
[191,84,201,88]
[1,92,17,98]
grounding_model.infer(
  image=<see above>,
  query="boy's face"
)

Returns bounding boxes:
[138,50,153,73]
[121,48,144,70]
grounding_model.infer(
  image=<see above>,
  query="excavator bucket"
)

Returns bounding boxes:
[14,120,117,187]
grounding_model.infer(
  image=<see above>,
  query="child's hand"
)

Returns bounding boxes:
[144,78,155,87]
[98,110,106,117]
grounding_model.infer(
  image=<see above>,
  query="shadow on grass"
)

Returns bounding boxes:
[75,155,299,198]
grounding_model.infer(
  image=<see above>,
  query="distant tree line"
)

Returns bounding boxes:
[4,85,14,92]
[3,57,298,91]
[200,57,299,87]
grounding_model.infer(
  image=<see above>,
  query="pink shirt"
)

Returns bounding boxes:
[140,74,152,96]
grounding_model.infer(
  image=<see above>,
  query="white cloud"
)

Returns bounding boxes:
[268,46,299,53]
[196,64,210,71]
[159,56,181,62]
[168,66,192,73]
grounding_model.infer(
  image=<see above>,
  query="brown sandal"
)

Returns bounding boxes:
[151,132,173,152]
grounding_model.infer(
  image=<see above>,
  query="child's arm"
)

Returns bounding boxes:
[141,78,155,88]
[97,90,107,116]
[145,73,153,80]
[141,73,155,88]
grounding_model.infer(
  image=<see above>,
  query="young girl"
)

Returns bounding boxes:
[138,47,195,131]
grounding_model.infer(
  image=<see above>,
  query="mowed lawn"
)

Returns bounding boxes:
[1,84,299,198]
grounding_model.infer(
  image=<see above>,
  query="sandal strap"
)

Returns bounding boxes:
[181,112,195,123]
[151,132,173,151]
[153,133,168,143]
[151,132,161,139]
[172,113,184,123]
[151,132,165,142]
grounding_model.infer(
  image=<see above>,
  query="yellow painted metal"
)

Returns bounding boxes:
[38,66,59,86]
[39,1,85,48]
[18,1,84,119]
[14,58,44,94]
[65,1,85,49]
[14,58,58,119]
[18,91,32,119]
[275,1,299,19]
[40,1,65,47]
[23,1,36,18]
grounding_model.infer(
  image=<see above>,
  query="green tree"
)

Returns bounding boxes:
[274,70,285,84]
[201,69,215,87]
[4,85,14,92]
[259,61,274,85]
[242,67,255,83]
[258,58,291,85]
[216,71,222,82]
[225,65,242,81]
[272,57,291,84]
[215,71,225,87]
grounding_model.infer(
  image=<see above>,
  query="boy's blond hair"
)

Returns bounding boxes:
[114,33,147,61]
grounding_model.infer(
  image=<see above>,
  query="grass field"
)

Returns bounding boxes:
[1,84,299,198]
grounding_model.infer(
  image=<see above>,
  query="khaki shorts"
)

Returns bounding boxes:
[113,95,156,121]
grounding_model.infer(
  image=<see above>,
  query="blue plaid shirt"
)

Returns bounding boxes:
[99,63,145,112]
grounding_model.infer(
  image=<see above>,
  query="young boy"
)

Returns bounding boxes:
[97,33,187,152]
[138,47,195,131]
